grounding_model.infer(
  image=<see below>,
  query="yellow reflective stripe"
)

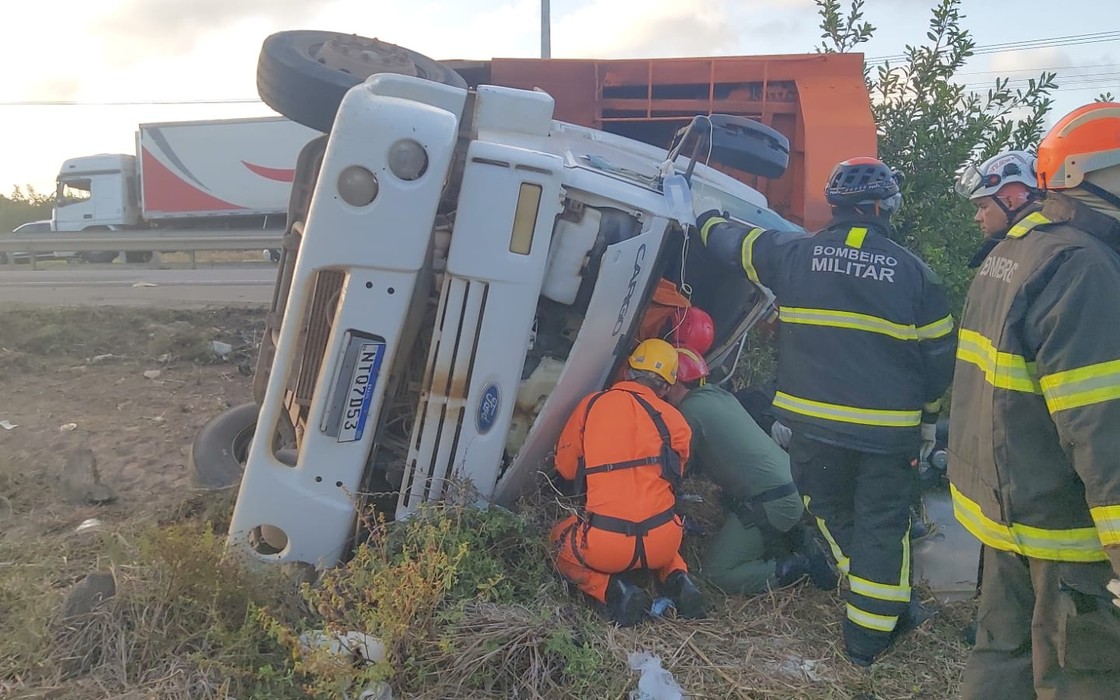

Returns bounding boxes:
[1006,212,1052,239]
[1091,505,1120,547]
[1040,358,1120,413]
[917,314,955,340]
[846,603,897,632]
[740,227,766,286]
[950,485,1108,562]
[698,215,728,245]
[957,329,1042,394]
[845,226,868,249]
[923,399,942,413]
[774,391,921,428]
[850,575,911,603]
[806,495,849,574]
[779,306,918,341]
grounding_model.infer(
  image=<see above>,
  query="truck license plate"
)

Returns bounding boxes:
[321,333,386,443]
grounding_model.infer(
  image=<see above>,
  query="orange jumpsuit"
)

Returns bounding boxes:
[550,380,692,602]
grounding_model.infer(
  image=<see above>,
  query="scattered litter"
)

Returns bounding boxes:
[649,597,675,618]
[143,369,161,380]
[679,493,704,503]
[156,353,171,363]
[150,415,166,424]
[628,652,686,700]
[131,281,158,288]
[75,518,102,534]
[90,353,115,363]
[0,420,17,430]
[769,655,826,683]
[299,629,387,663]
[211,340,233,358]
[59,423,78,432]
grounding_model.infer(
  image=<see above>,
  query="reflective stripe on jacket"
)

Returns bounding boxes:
[696,211,956,453]
[948,200,1120,574]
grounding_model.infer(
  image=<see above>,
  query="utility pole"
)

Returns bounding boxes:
[541,0,551,59]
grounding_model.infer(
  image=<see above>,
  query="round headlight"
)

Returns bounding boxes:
[388,139,428,181]
[337,165,379,207]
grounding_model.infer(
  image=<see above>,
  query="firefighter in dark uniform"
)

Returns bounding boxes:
[950,103,1120,699]
[692,157,956,665]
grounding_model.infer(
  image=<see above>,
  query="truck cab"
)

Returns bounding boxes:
[226,73,796,567]
[52,154,141,232]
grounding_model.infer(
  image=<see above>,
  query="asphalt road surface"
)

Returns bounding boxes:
[0,265,276,307]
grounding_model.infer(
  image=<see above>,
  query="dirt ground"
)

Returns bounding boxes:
[0,305,261,542]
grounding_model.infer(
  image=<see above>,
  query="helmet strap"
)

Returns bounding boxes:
[995,189,1040,227]
[1080,180,1120,211]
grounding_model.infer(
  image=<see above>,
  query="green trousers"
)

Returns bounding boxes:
[701,513,777,594]
[961,547,1120,700]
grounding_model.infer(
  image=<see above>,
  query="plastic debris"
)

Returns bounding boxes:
[59,423,78,432]
[143,369,161,380]
[649,597,675,618]
[628,652,687,700]
[75,518,102,534]
[678,493,704,503]
[211,340,233,358]
[299,629,387,663]
[131,281,158,288]
[0,420,17,430]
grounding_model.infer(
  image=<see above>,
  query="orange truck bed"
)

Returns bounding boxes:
[449,53,876,231]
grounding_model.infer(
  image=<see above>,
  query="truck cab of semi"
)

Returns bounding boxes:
[224,64,798,568]
[52,154,141,232]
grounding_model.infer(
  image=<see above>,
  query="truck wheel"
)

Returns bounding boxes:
[257,30,467,133]
[81,251,119,264]
[125,251,153,263]
[188,403,257,489]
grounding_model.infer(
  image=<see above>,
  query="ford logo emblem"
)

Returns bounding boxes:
[477,384,501,434]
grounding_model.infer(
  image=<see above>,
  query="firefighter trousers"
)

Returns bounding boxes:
[960,547,1120,700]
[550,514,687,603]
[791,434,912,659]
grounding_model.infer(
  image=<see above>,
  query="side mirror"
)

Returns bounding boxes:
[665,114,791,182]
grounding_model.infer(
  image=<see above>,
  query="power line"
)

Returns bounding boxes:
[867,30,1120,64]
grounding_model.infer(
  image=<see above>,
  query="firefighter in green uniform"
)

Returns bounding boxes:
[692,157,957,666]
[950,103,1120,699]
[665,348,836,594]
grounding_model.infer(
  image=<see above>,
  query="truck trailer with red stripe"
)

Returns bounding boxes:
[51,116,319,262]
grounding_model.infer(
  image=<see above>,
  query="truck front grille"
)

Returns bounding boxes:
[400,276,489,511]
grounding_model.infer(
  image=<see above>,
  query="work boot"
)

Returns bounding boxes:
[801,535,840,590]
[775,552,811,587]
[845,598,939,667]
[660,570,707,619]
[604,576,651,627]
[909,507,932,541]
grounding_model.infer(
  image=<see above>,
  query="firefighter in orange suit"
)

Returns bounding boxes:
[551,338,707,626]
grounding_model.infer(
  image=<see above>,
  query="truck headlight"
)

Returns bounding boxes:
[338,165,379,207]
[387,139,428,181]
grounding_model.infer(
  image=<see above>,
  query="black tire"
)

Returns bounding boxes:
[81,251,118,264]
[125,251,153,263]
[257,30,467,133]
[189,403,257,489]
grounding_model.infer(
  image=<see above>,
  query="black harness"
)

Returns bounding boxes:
[564,388,682,572]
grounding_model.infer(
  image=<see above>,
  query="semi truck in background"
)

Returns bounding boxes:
[51,116,320,262]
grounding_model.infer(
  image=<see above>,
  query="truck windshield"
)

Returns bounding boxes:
[56,178,92,207]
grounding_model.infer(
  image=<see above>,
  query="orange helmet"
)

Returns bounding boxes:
[675,347,709,385]
[671,306,715,355]
[1036,102,1120,191]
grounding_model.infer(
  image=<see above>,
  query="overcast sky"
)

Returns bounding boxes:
[1,0,1116,198]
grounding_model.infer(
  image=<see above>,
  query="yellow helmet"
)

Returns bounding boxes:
[628,338,679,385]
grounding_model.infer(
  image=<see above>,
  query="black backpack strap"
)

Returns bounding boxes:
[625,391,682,493]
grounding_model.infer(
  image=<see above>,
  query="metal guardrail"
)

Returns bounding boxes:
[0,229,282,254]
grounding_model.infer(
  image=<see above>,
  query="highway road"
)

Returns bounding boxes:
[0,265,276,307]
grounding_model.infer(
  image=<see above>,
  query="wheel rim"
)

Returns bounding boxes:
[232,422,255,465]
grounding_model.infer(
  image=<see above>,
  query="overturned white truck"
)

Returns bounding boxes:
[189,32,799,567]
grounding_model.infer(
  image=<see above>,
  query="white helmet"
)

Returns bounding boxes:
[955,150,1039,201]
